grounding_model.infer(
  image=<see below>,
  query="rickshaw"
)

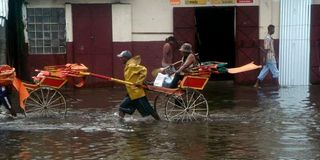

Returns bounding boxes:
[149,61,261,122]
[0,64,87,118]
[22,64,89,118]
[0,62,260,121]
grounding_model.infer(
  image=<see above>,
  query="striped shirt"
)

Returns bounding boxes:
[264,34,276,63]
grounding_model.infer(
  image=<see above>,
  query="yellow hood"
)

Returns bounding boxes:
[124,55,147,100]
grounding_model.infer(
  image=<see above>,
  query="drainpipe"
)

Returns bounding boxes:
[0,0,9,65]
[0,23,6,65]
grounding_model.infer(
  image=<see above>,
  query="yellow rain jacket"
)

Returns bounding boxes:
[124,55,147,100]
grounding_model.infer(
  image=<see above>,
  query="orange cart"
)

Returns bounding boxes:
[22,64,88,118]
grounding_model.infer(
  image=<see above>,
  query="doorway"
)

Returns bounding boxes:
[72,4,113,86]
[195,7,235,80]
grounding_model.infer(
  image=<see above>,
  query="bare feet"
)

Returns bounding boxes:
[253,80,260,88]
[118,111,125,119]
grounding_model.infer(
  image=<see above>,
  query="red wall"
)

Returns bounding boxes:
[132,41,164,81]
[311,5,320,84]
[112,42,132,80]
[235,6,259,85]
[112,41,164,81]
[26,54,66,81]
[26,39,281,85]
[26,41,165,84]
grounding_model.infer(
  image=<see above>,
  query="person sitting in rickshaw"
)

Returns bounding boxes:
[169,43,199,88]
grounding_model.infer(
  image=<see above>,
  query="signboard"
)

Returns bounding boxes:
[237,0,253,3]
[211,0,235,4]
[185,0,207,5]
[170,0,181,5]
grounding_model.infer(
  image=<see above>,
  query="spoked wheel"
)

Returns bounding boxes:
[165,88,208,122]
[24,86,67,118]
[153,93,168,119]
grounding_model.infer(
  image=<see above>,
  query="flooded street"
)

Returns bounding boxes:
[1,82,320,159]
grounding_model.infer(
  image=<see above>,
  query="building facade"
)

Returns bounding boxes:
[22,0,320,85]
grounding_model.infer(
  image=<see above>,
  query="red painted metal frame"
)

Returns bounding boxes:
[180,76,209,90]
[39,77,67,89]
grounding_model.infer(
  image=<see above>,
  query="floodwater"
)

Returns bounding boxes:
[1,82,320,159]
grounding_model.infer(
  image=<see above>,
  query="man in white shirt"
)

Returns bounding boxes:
[254,25,279,88]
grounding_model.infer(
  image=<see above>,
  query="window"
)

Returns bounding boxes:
[27,8,66,54]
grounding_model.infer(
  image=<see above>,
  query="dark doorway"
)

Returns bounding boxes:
[195,7,235,80]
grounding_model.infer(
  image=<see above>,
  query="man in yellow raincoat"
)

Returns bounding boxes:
[117,50,160,120]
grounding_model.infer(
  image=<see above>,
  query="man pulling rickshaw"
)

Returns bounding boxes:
[116,50,160,120]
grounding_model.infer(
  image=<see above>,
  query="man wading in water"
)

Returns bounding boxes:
[117,50,160,120]
[254,24,279,88]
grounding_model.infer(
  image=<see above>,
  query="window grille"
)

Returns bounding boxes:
[27,8,66,54]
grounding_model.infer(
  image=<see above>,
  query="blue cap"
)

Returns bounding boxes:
[117,50,132,59]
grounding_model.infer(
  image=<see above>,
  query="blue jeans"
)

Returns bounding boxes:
[169,74,183,88]
[0,86,15,116]
[257,62,279,81]
[119,96,155,117]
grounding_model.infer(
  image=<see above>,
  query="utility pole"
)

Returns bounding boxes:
[0,24,6,65]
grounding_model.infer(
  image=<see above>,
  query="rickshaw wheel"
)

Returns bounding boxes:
[24,86,67,118]
[153,93,168,119]
[165,88,208,122]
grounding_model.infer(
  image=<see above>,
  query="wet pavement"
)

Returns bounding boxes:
[1,82,320,159]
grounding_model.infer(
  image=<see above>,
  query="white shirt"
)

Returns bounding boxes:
[264,34,276,63]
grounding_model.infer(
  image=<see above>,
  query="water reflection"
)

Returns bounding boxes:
[275,86,320,159]
[1,83,320,159]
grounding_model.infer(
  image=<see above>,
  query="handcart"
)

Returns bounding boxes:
[22,64,88,118]
[148,61,261,122]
